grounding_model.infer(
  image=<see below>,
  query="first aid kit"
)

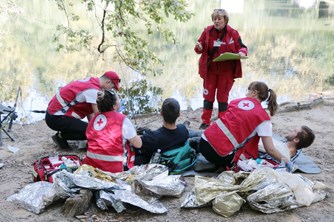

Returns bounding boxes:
[32,154,82,183]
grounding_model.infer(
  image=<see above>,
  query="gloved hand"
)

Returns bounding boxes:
[285,160,294,173]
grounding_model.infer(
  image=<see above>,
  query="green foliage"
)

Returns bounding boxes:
[52,0,193,76]
[1,0,334,109]
[54,25,93,51]
[325,74,334,86]
[120,79,163,115]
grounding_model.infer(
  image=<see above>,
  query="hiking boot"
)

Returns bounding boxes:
[194,161,218,172]
[199,123,209,130]
[52,133,70,149]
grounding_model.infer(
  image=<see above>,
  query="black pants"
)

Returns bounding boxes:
[45,111,87,140]
[199,138,234,168]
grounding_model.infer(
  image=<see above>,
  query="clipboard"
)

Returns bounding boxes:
[213,52,248,62]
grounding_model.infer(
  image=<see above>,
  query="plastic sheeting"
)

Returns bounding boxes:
[133,173,186,197]
[212,191,245,217]
[6,181,58,214]
[6,163,185,215]
[181,168,328,217]
[194,175,241,205]
[7,165,328,217]
[101,189,168,214]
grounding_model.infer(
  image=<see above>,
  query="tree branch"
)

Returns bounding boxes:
[97,1,109,53]
[60,0,70,27]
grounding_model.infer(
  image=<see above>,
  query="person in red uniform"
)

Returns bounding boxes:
[45,71,121,149]
[83,89,142,173]
[194,9,248,129]
[198,81,294,172]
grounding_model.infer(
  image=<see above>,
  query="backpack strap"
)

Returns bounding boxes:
[160,141,199,174]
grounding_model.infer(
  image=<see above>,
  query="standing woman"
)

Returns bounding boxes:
[199,81,293,171]
[83,90,142,173]
[194,9,248,129]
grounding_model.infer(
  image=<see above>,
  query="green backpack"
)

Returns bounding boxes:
[159,141,199,174]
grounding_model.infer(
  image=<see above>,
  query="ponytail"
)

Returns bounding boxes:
[267,89,278,116]
[248,81,278,116]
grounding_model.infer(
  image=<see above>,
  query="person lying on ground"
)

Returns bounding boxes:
[198,81,294,172]
[45,71,121,149]
[186,124,315,168]
[82,89,142,173]
[134,98,189,165]
[258,125,315,163]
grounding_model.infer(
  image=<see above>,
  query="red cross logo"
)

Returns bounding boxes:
[243,102,250,107]
[238,100,254,110]
[94,114,107,130]
[97,118,104,126]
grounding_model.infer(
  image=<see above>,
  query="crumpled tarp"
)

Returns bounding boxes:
[6,181,58,214]
[96,189,168,214]
[181,167,328,216]
[6,163,185,215]
[212,191,245,217]
[7,164,327,217]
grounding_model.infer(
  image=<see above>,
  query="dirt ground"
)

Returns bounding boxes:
[1,93,334,222]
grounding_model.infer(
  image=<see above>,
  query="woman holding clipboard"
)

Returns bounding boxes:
[194,9,248,129]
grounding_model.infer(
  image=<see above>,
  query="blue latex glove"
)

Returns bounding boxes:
[285,160,294,172]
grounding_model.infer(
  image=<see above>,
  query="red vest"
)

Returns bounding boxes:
[47,77,100,119]
[204,97,270,162]
[83,111,135,173]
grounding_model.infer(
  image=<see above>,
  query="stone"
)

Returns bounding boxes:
[61,189,93,217]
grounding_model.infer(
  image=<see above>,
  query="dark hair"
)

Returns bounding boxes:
[248,81,278,116]
[161,98,180,124]
[296,125,315,149]
[96,89,118,112]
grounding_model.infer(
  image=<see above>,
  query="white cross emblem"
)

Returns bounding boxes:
[93,114,107,131]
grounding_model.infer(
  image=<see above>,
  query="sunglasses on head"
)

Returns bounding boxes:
[105,89,116,96]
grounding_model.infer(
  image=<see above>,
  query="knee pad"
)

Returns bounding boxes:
[203,100,213,110]
[218,102,228,112]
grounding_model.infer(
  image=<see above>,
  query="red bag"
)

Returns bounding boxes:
[32,155,82,183]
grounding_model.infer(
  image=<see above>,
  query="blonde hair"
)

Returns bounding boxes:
[211,9,229,24]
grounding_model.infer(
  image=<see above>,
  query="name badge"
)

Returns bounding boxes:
[213,40,222,47]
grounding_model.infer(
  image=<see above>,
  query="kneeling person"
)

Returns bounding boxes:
[83,90,142,173]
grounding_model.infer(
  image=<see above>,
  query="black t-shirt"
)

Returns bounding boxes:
[134,124,189,165]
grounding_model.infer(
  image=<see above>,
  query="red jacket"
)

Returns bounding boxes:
[194,25,248,79]
[204,97,270,162]
[83,111,135,173]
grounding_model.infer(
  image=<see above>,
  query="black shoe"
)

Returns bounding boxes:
[199,123,209,130]
[189,138,200,153]
[52,133,70,149]
[194,162,218,172]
